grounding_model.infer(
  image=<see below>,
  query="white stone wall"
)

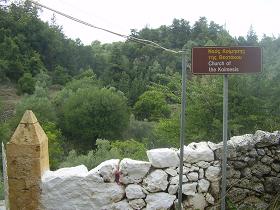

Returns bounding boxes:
[41,130,280,210]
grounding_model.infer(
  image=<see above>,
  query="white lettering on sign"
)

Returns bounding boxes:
[208,61,224,66]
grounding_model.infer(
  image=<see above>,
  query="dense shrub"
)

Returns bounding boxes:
[111,139,147,161]
[17,72,35,94]
[59,139,147,170]
[42,122,64,170]
[123,116,154,138]
[59,87,130,150]
[133,90,171,121]
[52,65,71,85]
[15,90,57,125]
[0,122,12,144]
[152,113,181,148]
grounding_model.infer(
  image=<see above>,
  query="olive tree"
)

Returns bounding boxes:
[60,87,130,150]
[133,90,171,121]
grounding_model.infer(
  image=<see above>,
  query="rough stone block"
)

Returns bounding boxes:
[198,179,210,193]
[120,158,151,184]
[125,184,146,200]
[129,199,146,209]
[183,193,207,210]
[143,169,168,192]
[228,187,250,203]
[251,162,271,178]
[264,177,280,192]
[145,192,176,210]
[147,148,179,168]
[89,159,119,182]
[253,130,280,148]
[179,142,214,163]
[205,166,221,182]
[182,182,197,196]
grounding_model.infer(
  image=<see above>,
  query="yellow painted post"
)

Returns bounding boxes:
[6,110,49,210]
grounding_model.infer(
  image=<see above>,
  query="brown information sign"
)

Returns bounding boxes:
[192,47,262,74]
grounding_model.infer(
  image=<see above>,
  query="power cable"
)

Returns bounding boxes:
[59,0,129,36]
[30,0,127,39]
[128,36,182,54]
[29,0,183,54]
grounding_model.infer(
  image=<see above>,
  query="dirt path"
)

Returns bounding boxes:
[0,85,21,110]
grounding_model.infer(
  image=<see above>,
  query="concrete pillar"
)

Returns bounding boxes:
[6,110,49,210]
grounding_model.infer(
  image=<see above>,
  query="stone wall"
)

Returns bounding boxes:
[41,130,280,210]
[216,131,280,209]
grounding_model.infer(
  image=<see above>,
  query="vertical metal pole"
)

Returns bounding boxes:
[178,52,187,210]
[221,74,228,210]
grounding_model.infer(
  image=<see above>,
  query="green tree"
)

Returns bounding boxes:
[0,59,9,82]
[246,26,258,46]
[133,90,171,121]
[74,68,97,80]
[153,113,181,148]
[60,87,130,150]
[42,122,64,169]
[28,52,46,76]
[128,75,149,105]
[191,17,209,45]
[0,122,11,144]
[17,72,35,94]
[186,76,223,142]
[0,36,23,81]
[15,89,57,125]
[169,19,191,48]
[123,115,156,144]
[53,75,101,124]
[217,30,235,46]
[149,72,181,104]
[34,71,51,88]
[52,65,71,85]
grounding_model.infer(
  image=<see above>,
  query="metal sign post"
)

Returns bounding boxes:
[221,74,228,209]
[178,52,187,210]
[2,143,9,210]
[192,46,262,210]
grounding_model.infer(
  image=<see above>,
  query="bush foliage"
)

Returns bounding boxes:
[133,90,171,121]
[59,87,130,150]
[60,139,147,170]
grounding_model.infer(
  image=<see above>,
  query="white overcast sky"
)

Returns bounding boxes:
[36,0,279,45]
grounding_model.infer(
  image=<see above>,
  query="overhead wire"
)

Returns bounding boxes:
[29,0,183,54]
[128,36,182,54]
[29,0,127,39]
[59,0,129,36]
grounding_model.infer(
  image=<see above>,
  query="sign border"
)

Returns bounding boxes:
[191,46,263,75]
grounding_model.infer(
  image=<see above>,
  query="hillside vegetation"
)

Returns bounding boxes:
[1,0,280,172]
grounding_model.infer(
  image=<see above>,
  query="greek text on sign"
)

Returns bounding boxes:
[192,47,262,74]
